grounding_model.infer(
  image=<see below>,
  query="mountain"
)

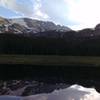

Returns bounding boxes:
[0,16,71,34]
[2,16,100,56]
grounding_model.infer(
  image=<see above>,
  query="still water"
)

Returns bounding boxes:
[0,64,100,100]
[0,84,99,100]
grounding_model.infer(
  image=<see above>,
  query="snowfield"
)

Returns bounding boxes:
[0,84,100,100]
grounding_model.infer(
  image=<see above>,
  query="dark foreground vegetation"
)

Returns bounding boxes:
[0,28,100,56]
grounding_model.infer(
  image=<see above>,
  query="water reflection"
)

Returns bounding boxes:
[0,84,100,100]
[24,85,100,100]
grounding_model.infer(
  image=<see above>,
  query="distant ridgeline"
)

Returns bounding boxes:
[1,25,100,56]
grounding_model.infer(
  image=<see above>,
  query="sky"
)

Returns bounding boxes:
[0,0,100,30]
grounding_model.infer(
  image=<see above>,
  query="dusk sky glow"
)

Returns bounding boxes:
[0,0,100,30]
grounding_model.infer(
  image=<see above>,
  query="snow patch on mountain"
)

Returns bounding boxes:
[0,16,71,35]
[9,18,28,28]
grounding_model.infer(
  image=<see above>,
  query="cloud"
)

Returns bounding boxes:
[2,0,99,30]
[65,0,100,29]
[38,0,70,25]
[0,0,73,28]
[0,0,49,20]
[32,0,50,20]
[0,0,34,16]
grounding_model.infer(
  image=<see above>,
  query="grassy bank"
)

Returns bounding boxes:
[0,55,99,66]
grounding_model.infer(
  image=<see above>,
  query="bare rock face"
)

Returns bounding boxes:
[95,24,100,30]
[0,16,71,35]
[94,24,100,36]
[23,18,71,32]
[9,18,71,33]
[0,16,9,24]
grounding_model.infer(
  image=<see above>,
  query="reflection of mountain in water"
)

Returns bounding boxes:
[1,64,100,93]
[0,84,99,100]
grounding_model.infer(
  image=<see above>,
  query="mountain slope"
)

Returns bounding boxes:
[0,16,71,34]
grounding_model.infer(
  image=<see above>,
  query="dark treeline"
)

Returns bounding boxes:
[0,29,100,56]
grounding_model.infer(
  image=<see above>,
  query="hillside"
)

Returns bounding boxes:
[0,16,71,34]
[0,16,100,56]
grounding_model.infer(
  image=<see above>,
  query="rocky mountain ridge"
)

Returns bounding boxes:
[1,16,100,38]
[0,16,71,34]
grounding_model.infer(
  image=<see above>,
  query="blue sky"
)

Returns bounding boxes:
[0,6,23,17]
[0,0,100,30]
